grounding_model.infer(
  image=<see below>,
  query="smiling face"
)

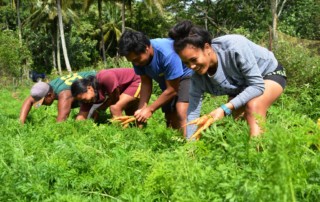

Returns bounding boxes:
[75,86,96,103]
[178,43,216,75]
[125,46,152,67]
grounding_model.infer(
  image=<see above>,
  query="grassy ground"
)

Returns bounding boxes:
[0,83,319,201]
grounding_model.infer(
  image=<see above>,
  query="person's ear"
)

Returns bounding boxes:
[87,86,94,92]
[46,92,52,98]
[204,43,212,55]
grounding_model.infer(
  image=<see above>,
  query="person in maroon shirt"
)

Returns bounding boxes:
[71,68,141,120]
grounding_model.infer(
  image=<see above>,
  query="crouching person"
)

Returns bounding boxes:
[71,68,141,120]
[19,71,96,124]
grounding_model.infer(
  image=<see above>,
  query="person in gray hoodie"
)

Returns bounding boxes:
[168,20,286,138]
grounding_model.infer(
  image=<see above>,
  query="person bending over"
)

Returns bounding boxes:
[71,68,141,120]
[118,30,193,135]
[19,71,96,124]
[168,20,286,138]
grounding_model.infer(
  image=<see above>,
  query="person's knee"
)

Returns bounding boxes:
[110,104,123,115]
[176,103,188,120]
[245,100,261,114]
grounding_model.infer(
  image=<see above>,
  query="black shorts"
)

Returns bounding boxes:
[162,76,191,113]
[71,100,80,108]
[263,64,287,89]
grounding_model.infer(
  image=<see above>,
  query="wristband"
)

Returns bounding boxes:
[220,104,232,116]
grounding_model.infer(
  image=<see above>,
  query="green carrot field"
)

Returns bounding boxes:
[1,81,319,201]
[1,0,319,200]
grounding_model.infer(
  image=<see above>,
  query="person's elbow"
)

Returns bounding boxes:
[75,112,88,120]
[256,84,265,95]
[76,115,86,121]
[165,87,178,97]
[56,115,67,122]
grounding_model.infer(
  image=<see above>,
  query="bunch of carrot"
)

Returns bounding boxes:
[186,114,216,140]
[111,116,136,128]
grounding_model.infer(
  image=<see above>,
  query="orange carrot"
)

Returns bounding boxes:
[121,117,136,125]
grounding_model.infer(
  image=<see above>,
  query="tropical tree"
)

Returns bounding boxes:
[57,0,71,72]
[279,0,320,40]
[83,0,108,66]
[270,0,288,42]
[25,0,77,74]
[12,0,22,44]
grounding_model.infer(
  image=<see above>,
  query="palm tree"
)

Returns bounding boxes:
[13,0,22,44]
[83,0,165,60]
[25,0,77,74]
[57,0,71,72]
[84,0,107,66]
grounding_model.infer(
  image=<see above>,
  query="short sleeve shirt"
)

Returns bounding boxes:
[80,68,140,111]
[49,71,96,96]
[133,38,192,91]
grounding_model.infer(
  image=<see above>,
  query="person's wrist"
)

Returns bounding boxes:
[207,113,214,119]
[220,104,232,116]
[147,106,155,114]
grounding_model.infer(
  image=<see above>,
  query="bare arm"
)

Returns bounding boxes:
[76,110,89,120]
[137,75,153,110]
[148,78,179,113]
[19,96,35,124]
[57,90,74,122]
[135,77,179,122]
[95,88,120,112]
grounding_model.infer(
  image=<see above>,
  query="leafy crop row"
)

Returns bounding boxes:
[0,84,319,201]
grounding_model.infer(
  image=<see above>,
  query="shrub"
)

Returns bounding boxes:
[0,30,33,78]
[274,40,320,88]
[274,39,320,119]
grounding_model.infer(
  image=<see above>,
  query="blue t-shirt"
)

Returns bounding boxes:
[134,38,192,91]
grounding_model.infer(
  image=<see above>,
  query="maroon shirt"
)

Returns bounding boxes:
[80,68,140,112]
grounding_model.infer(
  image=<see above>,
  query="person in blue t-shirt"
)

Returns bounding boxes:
[118,30,193,135]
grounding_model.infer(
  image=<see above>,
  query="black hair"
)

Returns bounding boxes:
[71,76,99,100]
[118,29,151,56]
[168,20,213,53]
[48,85,54,94]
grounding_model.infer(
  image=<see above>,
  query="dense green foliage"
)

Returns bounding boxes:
[0,0,320,200]
[273,37,320,120]
[1,82,320,201]
[1,0,318,75]
[0,30,32,77]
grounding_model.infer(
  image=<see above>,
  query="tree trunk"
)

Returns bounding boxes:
[98,0,106,67]
[57,0,72,72]
[271,0,278,42]
[51,24,58,75]
[15,0,25,81]
[57,21,62,75]
[16,0,22,44]
[121,0,125,33]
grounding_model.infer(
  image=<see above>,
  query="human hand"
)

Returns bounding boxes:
[187,114,216,140]
[187,108,225,140]
[134,107,152,123]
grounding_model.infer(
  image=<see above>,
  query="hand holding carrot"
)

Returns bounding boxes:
[187,114,216,140]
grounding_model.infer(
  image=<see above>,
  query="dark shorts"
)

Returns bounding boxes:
[123,78,141,98]
[71,100,80,108]
[162,76,191,113]
[263,64,287,89]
